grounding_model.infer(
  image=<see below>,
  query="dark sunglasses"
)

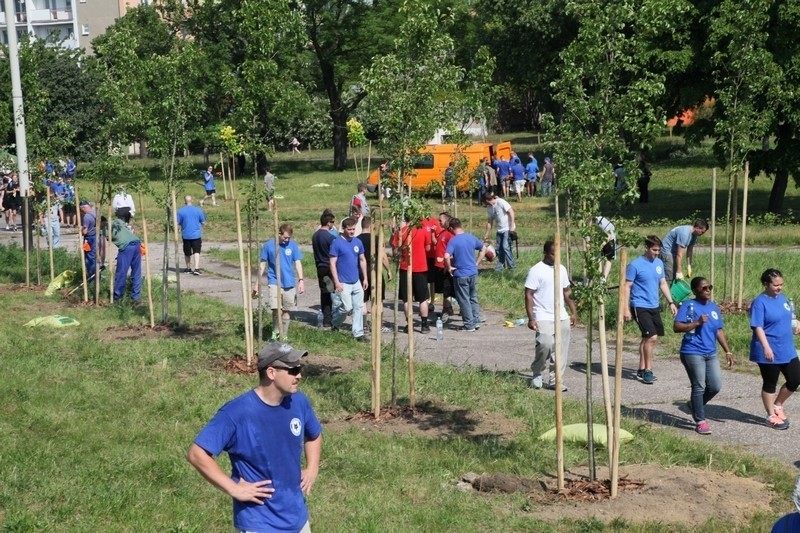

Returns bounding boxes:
[698,285,713,291]
[280,365,303,376]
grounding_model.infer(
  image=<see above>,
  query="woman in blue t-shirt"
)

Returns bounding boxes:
[750,268,800,430]
[673,277,734,435]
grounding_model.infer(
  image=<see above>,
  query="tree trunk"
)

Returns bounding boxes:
[768,168,789,213]
[332,108,349,171]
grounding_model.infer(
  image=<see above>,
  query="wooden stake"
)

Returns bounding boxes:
[235,199,253,364]
[94,185,100,304]
[220,154,229,201]
[273,203,282,339]
[711,168,717,290]
[138,192,155,328]
[729,169,739,302]
[610,247,628,498]
[597,300,613,479]
[373,214,385,417]
[553,195,564,492]
[45,187,54,283]
[74,183,88,302]
[170,190,183,326]
[406,223,415,410]
[737,162,750,309]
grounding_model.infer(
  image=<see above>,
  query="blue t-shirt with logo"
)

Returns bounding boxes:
[176,205,206,240]
[626,255,665,309]
[194,389,322,533]
[525,159,539,180]
[203,170,216,192]
[661,225,696,255]
[675,298,724,355]
[445,233,483,278]
[260,239,303,288]
[329,235,363,284]
[495,160,511,179]
[749,292,797,364]
[511,162,526,181]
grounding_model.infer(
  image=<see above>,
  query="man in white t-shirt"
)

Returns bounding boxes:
[482,191,516,272]
[594,215,617,281]
[524,241,578,391]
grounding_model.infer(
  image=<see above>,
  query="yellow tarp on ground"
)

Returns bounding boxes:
[539,423,634,447]
[24,315,80,328]
[45,270,76,296]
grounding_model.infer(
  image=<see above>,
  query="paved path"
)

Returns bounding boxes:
[5,229,799,469]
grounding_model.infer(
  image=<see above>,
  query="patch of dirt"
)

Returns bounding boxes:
[719,300,751,314]
[327,401,525,442]
[99,324,214,342]
[464,464,773,526]
[219,353,364,377]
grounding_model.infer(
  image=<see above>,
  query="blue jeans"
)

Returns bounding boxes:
[114,241,142,301]
[541,181,553,197]
[83,235,96,277]
[680,353,722,422]
[332,281,365,338]
[495,231,515,271]
[453,274,480,329]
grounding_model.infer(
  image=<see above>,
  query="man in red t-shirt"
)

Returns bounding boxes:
[392,217,432,333]
[420,213,441,313]
[434,212,455,321]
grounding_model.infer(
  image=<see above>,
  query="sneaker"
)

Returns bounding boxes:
[420,324,431,334]
[641,370,655,385]
[380,326,391,333]
[767,414,790,430]
[183,268,192,274]
[441,311,451,324]
[193,269,202,276]
[774,405,789,423]
[460,326,476,332]
[695,421,712,435]
[200,200,204,206]
[548,382,568,392]
[531,375,543,389]
[355,335,370,343]
[649,370,658,382]
[636,369,646,382]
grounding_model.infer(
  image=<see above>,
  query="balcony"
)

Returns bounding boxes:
[29,9,73,24]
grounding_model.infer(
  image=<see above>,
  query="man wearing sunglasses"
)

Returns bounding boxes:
[188,343,322,533]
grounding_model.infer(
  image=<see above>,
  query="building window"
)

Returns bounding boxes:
[81,24,89,36]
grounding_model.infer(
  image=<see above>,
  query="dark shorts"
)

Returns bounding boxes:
[3,195,19,211]
[205,189,216,195]
[631,307,664,338]
[426,258,437,283]
[398,270,429,303]
[602,239,616,261]
[183,238,202,256]
[758,359,800,394]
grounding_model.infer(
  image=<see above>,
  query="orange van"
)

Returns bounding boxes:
[368,141,512,193]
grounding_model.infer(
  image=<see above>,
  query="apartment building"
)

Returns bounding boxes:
[0,0,148,52]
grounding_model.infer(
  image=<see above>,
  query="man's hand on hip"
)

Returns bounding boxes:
[229,478,274,505]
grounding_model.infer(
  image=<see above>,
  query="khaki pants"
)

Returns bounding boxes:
[531,319,572,383]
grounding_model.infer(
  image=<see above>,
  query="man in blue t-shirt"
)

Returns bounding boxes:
[494,156,511,197]
[79,200,96,277]
[201,165,218,207]
[188,342,322,533]
[525,153,539,197]
[257,224,305,342]
[445,218,486,332]
[622,235,678,384]
[661,218,708,282]
[329,217,369,341]
[176,195,207,275]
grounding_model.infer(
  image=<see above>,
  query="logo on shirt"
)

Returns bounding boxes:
[656,266,662,274]
[711,311,719,320]
[353,246,360,253]
[290,417,302,436]
[785,302,792,312]
[284,248,292,257]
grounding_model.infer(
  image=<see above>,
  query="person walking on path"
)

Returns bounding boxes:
[433,212,455,321]
[256,224,305,341]
[263,166,276,211]
[525,240,578,391]
[673,277,734,435]
[110,217,142,303]
[483,191,516,272]
[594,215,617,282]
[445,218,486,332]
[540,157,555,197]
[661,218,708,283]
[112,185,136,224]
[176,195,207,275]
[329,217,369,342]
[79,200,96,277]
[200,166,218,207]
[622,235,678,384]
[749,268,800,430]
[187,342,322,533]
[312,211,336,328]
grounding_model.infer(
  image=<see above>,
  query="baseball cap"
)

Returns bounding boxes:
[256,342,308,371]
[79,200,90,207]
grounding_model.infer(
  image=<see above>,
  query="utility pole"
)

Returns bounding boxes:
[4,0,33,284]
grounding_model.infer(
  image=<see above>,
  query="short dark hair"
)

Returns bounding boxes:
[483,191,496,202]
[692,218,709,231]
[358,183,368,193]
[361,216,371,229]
[279,223,293,235]
[449,218,462,229]
[690,277,708,291]
[320,213,334,226]
[644,235,662,248]
[341,217,356,229]
[761,268,783,285]
[543,240,555,254]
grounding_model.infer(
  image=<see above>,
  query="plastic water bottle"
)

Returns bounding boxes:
[514,318,527,326]
[686,302,696,338]
[791,298,798,330]
[316,310,324,329]
[436,317,444,341]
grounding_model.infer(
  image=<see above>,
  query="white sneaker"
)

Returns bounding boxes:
[531,375,543,389]
[200,200,204,206]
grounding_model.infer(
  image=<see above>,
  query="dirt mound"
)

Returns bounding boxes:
[219,353,364,377]
[99,324,214,342]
